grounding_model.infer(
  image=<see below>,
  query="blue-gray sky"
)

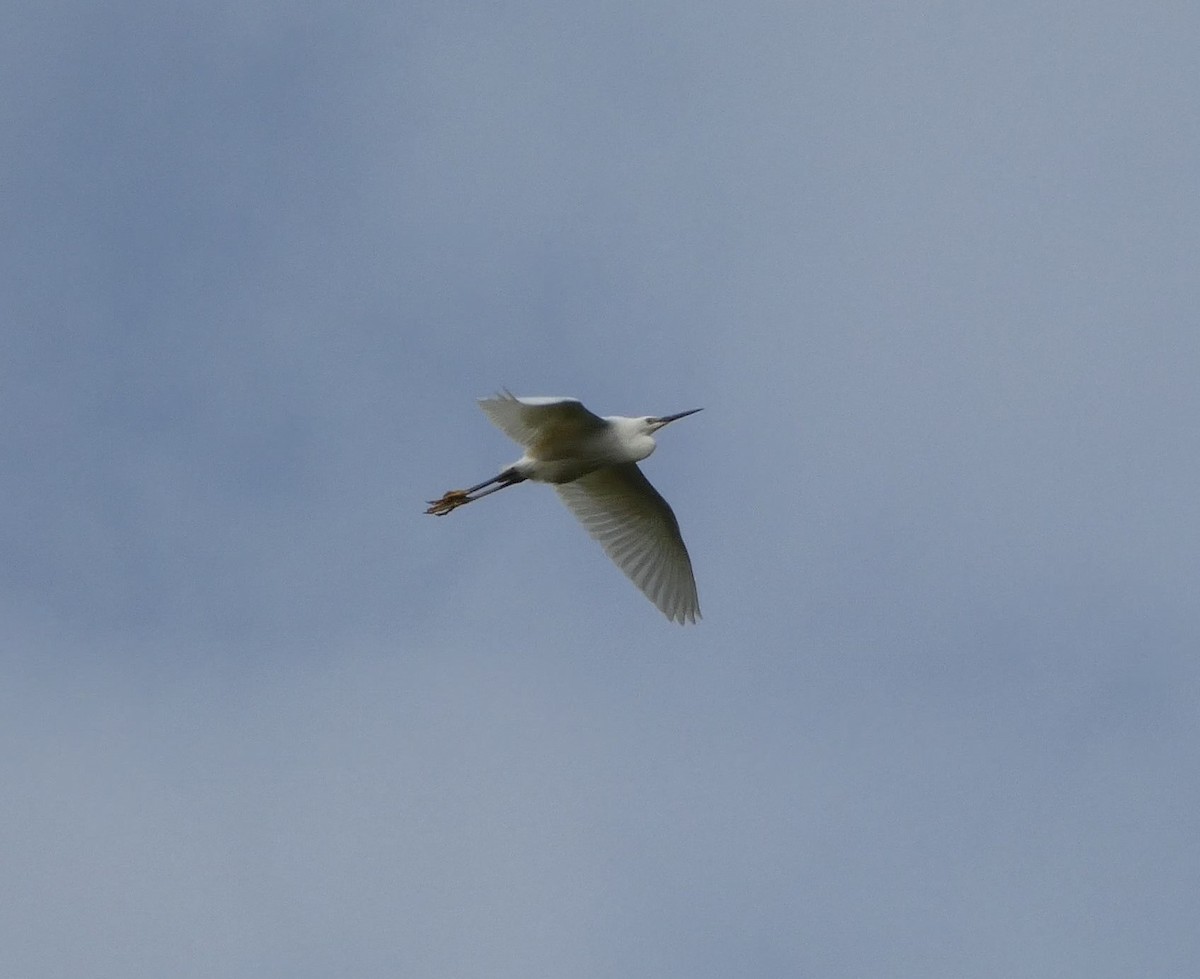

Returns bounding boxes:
[4,2,1198,976]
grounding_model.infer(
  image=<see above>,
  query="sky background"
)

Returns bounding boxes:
[4,2,1199,976]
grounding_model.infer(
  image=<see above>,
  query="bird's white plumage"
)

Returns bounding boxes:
[479,392,607,453]
[554,465,700,624]
[435,391,701,623]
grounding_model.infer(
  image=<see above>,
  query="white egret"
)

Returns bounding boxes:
[426,391,702,624]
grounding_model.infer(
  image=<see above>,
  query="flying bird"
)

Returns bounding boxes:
[426,392,701,623]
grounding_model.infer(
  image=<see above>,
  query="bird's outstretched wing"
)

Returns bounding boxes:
[554,464,700,624]
[479,391,607,449]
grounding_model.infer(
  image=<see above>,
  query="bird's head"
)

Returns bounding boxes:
[613,408,702,463]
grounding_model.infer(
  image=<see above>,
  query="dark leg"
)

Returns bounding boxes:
[463,472,512,494]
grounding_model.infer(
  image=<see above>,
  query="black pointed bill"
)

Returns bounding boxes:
[654,408,703,427]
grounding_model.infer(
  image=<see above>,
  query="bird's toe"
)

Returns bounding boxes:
[424,489,470,515]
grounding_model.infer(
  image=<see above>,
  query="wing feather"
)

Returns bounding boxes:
[554,464,700,624]
[478,391,607,449]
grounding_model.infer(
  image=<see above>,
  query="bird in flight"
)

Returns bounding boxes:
[426,391,702,623]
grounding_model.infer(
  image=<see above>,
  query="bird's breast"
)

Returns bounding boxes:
[519,428,652,483]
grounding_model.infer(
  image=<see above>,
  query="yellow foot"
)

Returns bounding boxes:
[425,489,470,515]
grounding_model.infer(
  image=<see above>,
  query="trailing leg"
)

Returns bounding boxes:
[425,469,526,515]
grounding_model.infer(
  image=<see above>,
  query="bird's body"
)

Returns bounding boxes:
[427,392,701,624]
[486,397,656,482]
